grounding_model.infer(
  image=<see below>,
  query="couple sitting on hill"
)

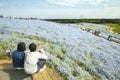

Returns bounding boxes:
[12,42,47,74]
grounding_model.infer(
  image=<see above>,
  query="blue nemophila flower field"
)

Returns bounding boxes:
[0,18,120,80]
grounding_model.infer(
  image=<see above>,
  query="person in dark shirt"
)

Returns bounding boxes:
[12,42,26,69]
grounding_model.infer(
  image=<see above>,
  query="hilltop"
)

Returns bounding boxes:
[0,18,120,80]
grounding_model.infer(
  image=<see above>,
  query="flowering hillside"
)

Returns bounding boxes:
[0,18,120,80]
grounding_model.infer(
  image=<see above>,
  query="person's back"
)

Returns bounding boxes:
[24,43,47,74]
[12,50,25,67]
[12,42,26,69]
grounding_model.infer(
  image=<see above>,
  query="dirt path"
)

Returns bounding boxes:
[107,27,115,34]
[0,58,63,80]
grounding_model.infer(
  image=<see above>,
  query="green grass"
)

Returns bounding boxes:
[0,39,8,58]
[0,32,4,34]
[105,23,120,34]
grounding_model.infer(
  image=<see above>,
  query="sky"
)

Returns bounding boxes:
[0,0,120,19]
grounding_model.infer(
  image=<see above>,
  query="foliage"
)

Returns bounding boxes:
[0,39,8,57]
[0,15,4,18]
[0,32,4,34]
[105,23,120,34]
[45,19,120,24]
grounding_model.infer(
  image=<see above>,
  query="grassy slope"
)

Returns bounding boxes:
[105,23,120,34]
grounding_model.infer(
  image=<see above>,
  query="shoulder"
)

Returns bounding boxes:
[13,50,25,55]
[13,50,17,53]
[32,52,42,57]
[33,51,41,55]
[12,50,17,54]
[24,50,30,54]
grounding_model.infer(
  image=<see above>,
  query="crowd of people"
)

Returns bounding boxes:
[79,24,120,43]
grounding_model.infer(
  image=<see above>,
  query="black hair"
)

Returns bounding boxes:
[17,42,26,51]
[29,43,37,52]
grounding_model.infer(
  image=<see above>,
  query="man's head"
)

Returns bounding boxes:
[17,42,26,51]
[29,43,37,52]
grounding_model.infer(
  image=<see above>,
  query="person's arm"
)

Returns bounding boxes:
[41,53,47,59]
[39,48,45,54]
[38,49,47,59]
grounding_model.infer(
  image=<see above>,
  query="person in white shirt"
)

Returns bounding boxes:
[24,43,47,74]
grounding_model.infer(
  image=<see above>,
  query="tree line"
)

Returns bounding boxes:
[45,19,120,24]
[0,15,119,24]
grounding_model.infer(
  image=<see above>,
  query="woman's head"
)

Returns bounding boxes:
[17,42,26,51]
[29,43,37,52]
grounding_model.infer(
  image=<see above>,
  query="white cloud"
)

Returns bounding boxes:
[47,0,80,6]
[47,0,109,6]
